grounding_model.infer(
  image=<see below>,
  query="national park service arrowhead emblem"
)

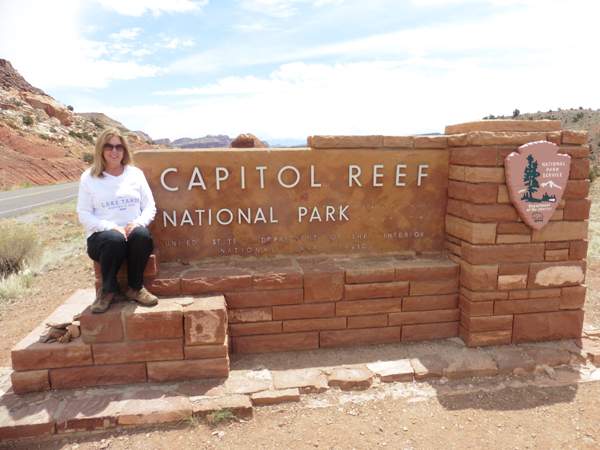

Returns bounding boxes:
[505,141,571,230]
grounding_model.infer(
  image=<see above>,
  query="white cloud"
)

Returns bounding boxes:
[237,0,339,17]
[160,38,195,49]
[234,24,282,32]
[93,0,208,17]
[109,28,142,40]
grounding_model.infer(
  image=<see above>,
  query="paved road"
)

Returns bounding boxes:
[0,181,79,219]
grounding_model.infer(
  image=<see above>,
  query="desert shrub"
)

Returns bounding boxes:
[38,134,47,140]
[206,408,238,426]
[12,100,23,107]
[0,221,42,276]
[90,117,104,129]
[19,180,31,189]
[69,130,94,143]
[589,166,600,183]
[0,272,37,306]
[22,115,34,126]
[50,127,57,133]
[67,105,74,111]
[82,152,94,164]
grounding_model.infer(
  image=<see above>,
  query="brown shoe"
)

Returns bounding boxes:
[125,286,158,306]
[91,288,114,313]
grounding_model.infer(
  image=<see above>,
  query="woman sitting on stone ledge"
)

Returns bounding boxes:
[77,128,158,313]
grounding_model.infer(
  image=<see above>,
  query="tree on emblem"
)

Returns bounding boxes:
[522,154,541,202]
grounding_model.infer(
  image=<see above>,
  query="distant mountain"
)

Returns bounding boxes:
[156,135,234,149]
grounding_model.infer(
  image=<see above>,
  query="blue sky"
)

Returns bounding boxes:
[1,0,598,145]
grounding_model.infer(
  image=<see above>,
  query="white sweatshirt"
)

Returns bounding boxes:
[77,166,157,237]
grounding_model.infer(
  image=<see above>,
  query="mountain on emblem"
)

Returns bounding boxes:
[505,141,571,230]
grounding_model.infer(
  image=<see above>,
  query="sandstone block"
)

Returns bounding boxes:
[461,203,518,223]
[494,297,560,315]
[448,180,498,204]
[496,234,531,244]
[460,314,513,332]
[448,165,465,181]
[562,130,589,145]
[80,302,126,344]
[458,296,494,316]
[402,294,458,311]
[224,378,270,395]
[181,269,252,294]
[226,289,303,309]
[460,287,508,301]
[124,300,183,340]
[532,221,588,242]
[508,288,561,299]
[570,240,589,260]
[464,167,505,183]
[410,354,446,379]
[401,322,459,341]
[92,339,184,365]
[335,298,402,316]
[283,317,347,332]
[448,133,468,146]
[12,326,93,371]
[409,279,458,296]
[0,397,60,441]
[184,296,227,346]
[347,314,387,328]
[546,242,570,250]
[445,240,461,256]
[459,327,512,347]
[272,368,329,393]
[564,179,590,199]
[49,363,147,389]
[560,285,586,310]
[446,216,497,245]
[227,307,272,323]
[118,391,192,426]
[512,310,584,343]
[498,264,529,275]
[497,274,527,290]
[570,159,590,179]
[146,265,183,295]
[527,261,586,288]
[491,350,535,374]
[251,388,301,405]
[321,326,401,348]
[366,359,414,382]
[414,135,447,148]
[185,339,228,359]
[10,370,50,394]
[55,393,121,433]
[383,136,413,148]
[547,131,561,145]
[303,266,344,302]
[575,338,600,364]
[232,331,319,354]
[273,302,335,320]
[467,131,547,146]
[545,249,569,261]
[345,263,395,284]
[563,198,592,221]
[560,145,590,159]
[328,366,374,390]
[395,259,459,281]
[229,321,282,336]
[497,184,511,203]
[523,346,571,366]
[193,394,253,418]
[445,120,561,134]
[147,357,229,382]
[344,281,409,300]
[311,135,382,148]
[445,355,498,378]
[460,261,498,292]
[497,222,531,234]
[460,242,545,265]
[447,198,462,217]
[449,147,498,166]
[389,309,459,326]
[253,267,303,290]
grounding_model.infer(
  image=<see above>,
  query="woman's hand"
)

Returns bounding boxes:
[111,225,127,240]
[125,222,141,237]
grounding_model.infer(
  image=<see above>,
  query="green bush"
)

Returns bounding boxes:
[38,134,47,140]
[67,105,74,111]
[69,130,94,143]
[82,152,94,164]
[0,221,42,276]
[22,115,34,126]
[12,100,23,107]
[90,117,104,129]
[589,166,600,183]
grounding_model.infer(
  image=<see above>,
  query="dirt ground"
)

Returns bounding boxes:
[1,182,600,449]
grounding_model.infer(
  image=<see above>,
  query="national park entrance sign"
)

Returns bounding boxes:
[9,120,592,394]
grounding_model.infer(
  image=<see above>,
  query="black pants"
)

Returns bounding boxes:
[87,227,154,293]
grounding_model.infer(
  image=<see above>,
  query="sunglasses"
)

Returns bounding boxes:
[104,143,126,152]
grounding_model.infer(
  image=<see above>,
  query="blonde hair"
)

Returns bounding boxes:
[90,128,134,177]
